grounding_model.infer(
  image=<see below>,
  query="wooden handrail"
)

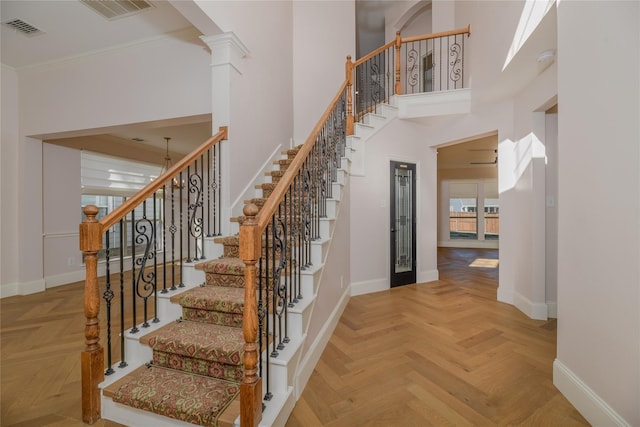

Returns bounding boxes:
[100,126,228,230]
[401,24,471,44]
[353,40,395,67]
[254,81,348,230]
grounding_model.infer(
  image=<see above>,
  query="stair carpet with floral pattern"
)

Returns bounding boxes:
[103,147,300,427]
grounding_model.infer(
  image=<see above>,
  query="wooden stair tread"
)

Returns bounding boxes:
[140,321,244,366]
[171,285,244,313]
[104,365,240,427]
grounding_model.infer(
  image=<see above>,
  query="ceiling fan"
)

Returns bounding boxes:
[470,149,498,165]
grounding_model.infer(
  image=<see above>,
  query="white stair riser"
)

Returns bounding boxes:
[332,182,343,202]
[325,199,338,218]
[301,266,322,297]
[288,299,314,340]
[311,239,330,267]
[182,263,206,287]
[123,331,153,366]
[266,337,303,395]
[103,398,198,427]
[320,217,334,240]
[362,113,386,126]
[354,123,375,138]
[259,387,295,427]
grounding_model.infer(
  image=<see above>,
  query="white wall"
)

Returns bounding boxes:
[0,65,20,296]
[544,112,558,316]
[350,118,438,295]
[3,28,212,296]
[555,2,640,425]
[194,1,294,207]
[20,28,211,138]
[293,1,355,145]
[42,144,82,285]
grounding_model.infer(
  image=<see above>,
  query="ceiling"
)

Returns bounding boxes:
[1,0,210,164]
[2,0,499,169]
[437,134,498,171]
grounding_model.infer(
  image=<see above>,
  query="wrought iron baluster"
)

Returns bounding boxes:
[161,185,168,294]
[130,208,138,334]
[178,172,184,288]
[118,219,127,368]
[104,229,114,375]
[152,193,159,323]
[206,149,212,237]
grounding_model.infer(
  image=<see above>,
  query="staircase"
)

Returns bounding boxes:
[97,145,301,426]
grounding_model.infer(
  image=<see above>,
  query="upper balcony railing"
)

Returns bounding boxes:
[347,25,471,127]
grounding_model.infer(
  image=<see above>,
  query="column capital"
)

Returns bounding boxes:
[200,32,250,73]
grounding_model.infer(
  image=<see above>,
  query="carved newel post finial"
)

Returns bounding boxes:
[243,203,260,223]
[83,205,99,223]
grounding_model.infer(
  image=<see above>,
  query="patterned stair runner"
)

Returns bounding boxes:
[105,146,301,426]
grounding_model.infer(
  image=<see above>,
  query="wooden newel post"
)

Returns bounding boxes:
[395,31,402,95]
[80,205,104,424]
[239,203,263,427]
[346,55,355,136]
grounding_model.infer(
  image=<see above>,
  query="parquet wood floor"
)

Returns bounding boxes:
[285,248,590,427]
[1,249,588,426]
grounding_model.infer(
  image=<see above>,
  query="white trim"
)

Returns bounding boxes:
[497,285,514,304]
[229,143,282,218]
[396,88,471,119]
[350,278,389,296]
[547,301,557,318]
[438,239,499,249]
[513,291,548,320]
[553,359,632,427]
[0,279,46,298]
[417,269,439,284]
[294,286,350,400]
[16,27,202,71]
[200,32,249,74]
[43,231,79,239]
[45,270,86,288]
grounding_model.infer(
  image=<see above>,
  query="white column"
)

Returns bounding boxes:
[200,32,249,235]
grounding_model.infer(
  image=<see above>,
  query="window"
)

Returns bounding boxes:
[81,194,164,260]
[81,152,166,261]
[484,198,499,240]
[450,197,478,239]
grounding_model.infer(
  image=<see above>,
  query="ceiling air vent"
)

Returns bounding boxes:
[3,18,45,37]
[80,0,153,20]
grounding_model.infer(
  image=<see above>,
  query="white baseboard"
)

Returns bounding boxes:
[350,278,389,296]
[417,269,439,284]
[0,278,46,298]
[513,291,548,320]
[45,270,86,288]
[294,286,350,400]
[438,240,499,249]
[553,359,631,427]
[497,286,514,304]
[547,301,557,318]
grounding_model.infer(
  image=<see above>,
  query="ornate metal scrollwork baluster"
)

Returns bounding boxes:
[406,45,419,93]
[104,229,114,375]
[449,37,463,88]
[187,163,204,262]
[134,200,156,328]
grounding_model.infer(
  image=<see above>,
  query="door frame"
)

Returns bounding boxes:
[390,160,417,287]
